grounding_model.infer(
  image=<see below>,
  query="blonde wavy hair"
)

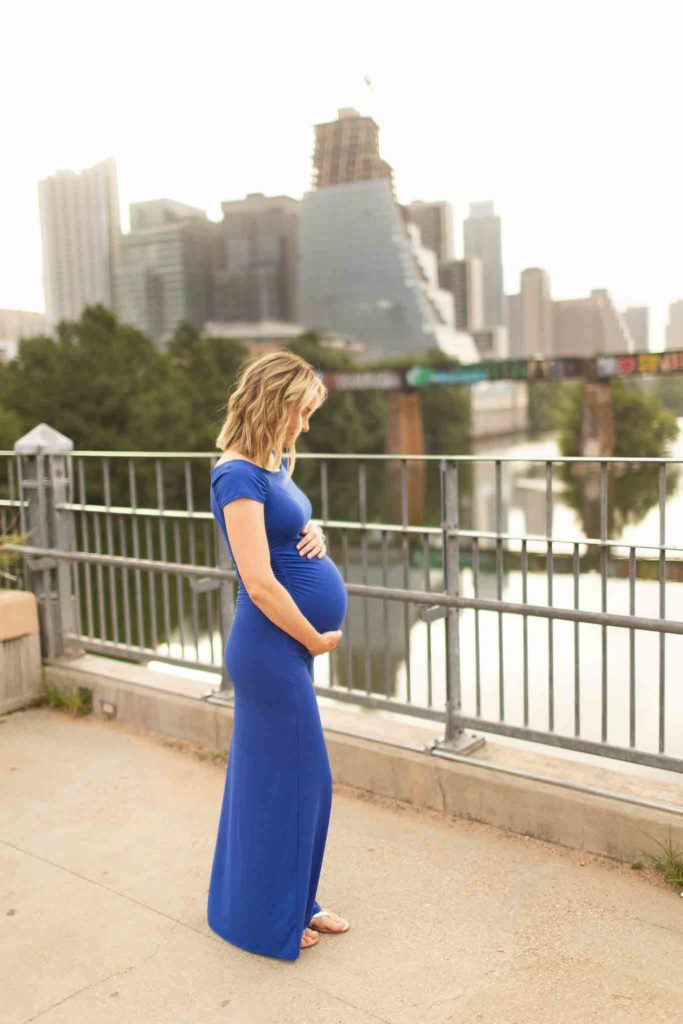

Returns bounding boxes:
[215,350,327,481]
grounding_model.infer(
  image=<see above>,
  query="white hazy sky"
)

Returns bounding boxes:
[2,0,681,348]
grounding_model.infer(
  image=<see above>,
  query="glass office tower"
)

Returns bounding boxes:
[299,176,479,361]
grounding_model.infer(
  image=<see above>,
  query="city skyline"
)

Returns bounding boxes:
[2,0,681,348]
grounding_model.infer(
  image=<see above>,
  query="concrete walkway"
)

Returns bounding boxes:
[1,706,682,1024]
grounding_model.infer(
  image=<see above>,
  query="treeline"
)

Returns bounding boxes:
[0,304,473,459]
[0,305,475,526]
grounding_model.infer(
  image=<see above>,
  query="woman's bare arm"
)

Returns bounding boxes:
[223,498,323,650]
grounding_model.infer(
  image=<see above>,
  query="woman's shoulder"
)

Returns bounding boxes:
[212,451,283,472]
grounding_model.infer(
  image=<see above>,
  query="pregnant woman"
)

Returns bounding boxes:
[207,350,350,960]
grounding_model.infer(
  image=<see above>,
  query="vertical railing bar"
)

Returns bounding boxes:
[155,457,172,657]
[573,540,580,737]
[599,460,608,743]
[145,515,159,652]
[495,459,504,721]
[173,518,186,659]
[321,457,337,689]
[422,530,433,708]
[78,458,94,640]
[382,527,391,700]
[118,516,132,649]
[342,527,352,692]
[102,458,119,644]
[400,458,411,705]
[629,544,636,749]
[359,459,371,697]
[658,461,666,754]
[93,513,106,644]
[320,458,329,525]
[473,534,481,718]
[545,460,554,733]
[204,518,217,666]
[528,536,532,729]
[129,458,145,652]
[185,458,200,661]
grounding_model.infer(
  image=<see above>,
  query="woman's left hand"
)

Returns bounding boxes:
[296,521,326,559]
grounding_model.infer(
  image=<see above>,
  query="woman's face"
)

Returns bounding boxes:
[286,394,319,445]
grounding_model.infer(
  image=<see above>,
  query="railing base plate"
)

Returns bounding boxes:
[427,732,486,757]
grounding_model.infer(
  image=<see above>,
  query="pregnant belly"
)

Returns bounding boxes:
[272,548,348,634]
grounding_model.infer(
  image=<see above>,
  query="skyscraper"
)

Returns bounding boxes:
[520,268,553,357]
[114,199,215,343]
[553,288,635,356]
[215,193,299,323]
[38,156,121,330]
[299,110,478,362]
[666,300,683,349]
[463,201,504,328]
[439,258,484,332]
[505,292,523,357]
[622,306,650,350]
[406,201,455,264]
[312,107,395,194]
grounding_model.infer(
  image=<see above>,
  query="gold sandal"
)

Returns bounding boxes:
[309,909,350,933]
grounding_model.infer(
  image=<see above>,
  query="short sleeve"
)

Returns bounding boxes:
[211,462,269,510]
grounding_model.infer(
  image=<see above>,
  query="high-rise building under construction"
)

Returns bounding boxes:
[299,109,478,362]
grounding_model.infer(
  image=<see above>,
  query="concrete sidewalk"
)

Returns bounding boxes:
[1,706,682,1024]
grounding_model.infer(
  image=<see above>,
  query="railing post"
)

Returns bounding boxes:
[13,423,79,659]
[442,459,463,745]
[430,459,484,756]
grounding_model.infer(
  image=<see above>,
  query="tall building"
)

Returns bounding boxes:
[214,193,299,323]
[38,156,121,330]
[0,309,48,363]
[665,300,683,349]
[463,201,504,328]
[312,107,395,194]
[439,258,484,332]
[520,268,553,357]
[299,109,478,362]
[114,199,215,343]
[0,309,47,342]
[505,292,522,357]
[552,288,635,357]
[406,201,454,263]
[470,326,509,360]
[622,306,649,350]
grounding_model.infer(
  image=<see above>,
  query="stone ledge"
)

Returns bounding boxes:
[0,590,40,641]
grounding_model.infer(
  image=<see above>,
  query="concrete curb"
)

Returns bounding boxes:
[44,654,683,869]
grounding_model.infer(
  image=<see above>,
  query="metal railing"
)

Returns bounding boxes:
[1,431,682,774]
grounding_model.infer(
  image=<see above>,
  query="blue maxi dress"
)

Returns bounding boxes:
[207,455,349,960]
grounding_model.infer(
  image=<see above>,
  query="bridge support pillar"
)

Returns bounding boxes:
[386,390,425,521]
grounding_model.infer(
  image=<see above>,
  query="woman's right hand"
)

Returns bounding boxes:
[307,630,343,656]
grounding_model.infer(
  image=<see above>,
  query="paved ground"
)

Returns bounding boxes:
[1,705,682,1024]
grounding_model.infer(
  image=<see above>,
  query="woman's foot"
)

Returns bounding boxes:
[309,909,350,933]
[300,927,320,949]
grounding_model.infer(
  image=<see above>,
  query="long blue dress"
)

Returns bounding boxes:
[207,454,348,960]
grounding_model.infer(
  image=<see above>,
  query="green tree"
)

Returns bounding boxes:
[0,304,192,453]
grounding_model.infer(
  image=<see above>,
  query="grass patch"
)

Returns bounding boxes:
[638,825,683,891]
[42,682,93,716]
